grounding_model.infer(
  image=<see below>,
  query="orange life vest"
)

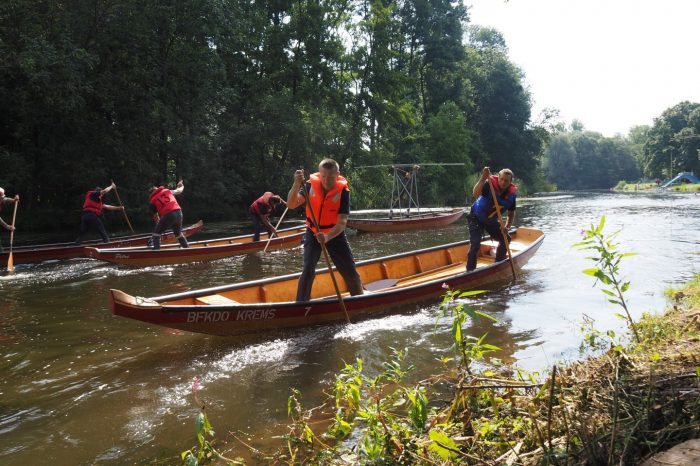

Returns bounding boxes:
[305,172,348,234]
[250,192,273,216]
[149,186,181,216]
[82,190,103,215]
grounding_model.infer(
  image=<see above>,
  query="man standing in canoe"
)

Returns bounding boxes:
[249,192,283,242]
[75,182,124,244]
[287,159,364,302]
[466,167,517,271]
[0,187,19,251]
[148,180,189,250]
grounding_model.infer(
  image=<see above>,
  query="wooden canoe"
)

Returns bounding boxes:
[86,226,305,266]
[347,208,465,232]
[0,220,204,266]
[109,227,544,336]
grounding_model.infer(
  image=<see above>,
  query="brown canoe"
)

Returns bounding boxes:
[109,227,544,336]
[1,220,204,266]
[347,208,465,232]
[87,226,304,266]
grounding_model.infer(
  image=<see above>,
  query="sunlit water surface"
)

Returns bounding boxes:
[1,191,699,464]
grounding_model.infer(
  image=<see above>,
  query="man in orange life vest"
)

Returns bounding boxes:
[467,166,517,271]
[0,187,20,251]
[148,180,189,249]
[249,192,283,242]
[286,158,364,302]
[75,182,124,244]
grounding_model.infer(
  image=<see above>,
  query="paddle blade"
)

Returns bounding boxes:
[7,252,13,273]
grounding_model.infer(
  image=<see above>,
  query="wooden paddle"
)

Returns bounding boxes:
[7,197,19,273]
[486,172,517,280]
[300,176,351,324]
[110,179,134,233]
[263,206,289,253]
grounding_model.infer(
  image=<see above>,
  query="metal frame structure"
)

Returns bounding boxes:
[355,163,465,219]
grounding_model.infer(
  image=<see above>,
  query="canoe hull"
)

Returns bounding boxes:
[110,228,544,336]
[347,208,465,232]
[87,226,304,266]
[1,221,204,265]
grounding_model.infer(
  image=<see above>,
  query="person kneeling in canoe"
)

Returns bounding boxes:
[249,192,284,242]
[287,159,364,302]
[75,183,124,245]
[148,180,189,250]
[0,187,19,251]
[466,166,517,271]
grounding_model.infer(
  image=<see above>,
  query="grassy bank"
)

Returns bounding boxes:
[255,276,699,466]
[613,180,700,192]
[181,222,699,465]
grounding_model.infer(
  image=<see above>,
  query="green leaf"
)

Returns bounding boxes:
[428,430,458,460]
[582,268,601,277]
[195,412,205,436]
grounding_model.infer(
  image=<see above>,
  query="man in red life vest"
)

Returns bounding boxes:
[148,180,189,250]
[75,182,124,244]
[0,187,20,251]
[286,158,364,302]
[249,192,283,242]
[467,167,517,271]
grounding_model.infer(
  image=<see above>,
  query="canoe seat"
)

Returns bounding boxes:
[195,294,239,305]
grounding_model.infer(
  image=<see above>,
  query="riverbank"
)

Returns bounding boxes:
[260,274,700,465]
[614,181,700,192]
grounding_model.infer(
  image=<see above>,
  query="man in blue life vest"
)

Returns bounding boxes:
[466,167,517,271]
[148,180,189,250]
[0,187,20,251]
[249,192,283,242]
[75,182,124,244]
[286,158,364,302]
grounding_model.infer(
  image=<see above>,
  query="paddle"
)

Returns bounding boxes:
[486,171,517,280]
[263,206,289,253]
[299,174,351,324]
[110,179,134,233]
[7,197,19,273]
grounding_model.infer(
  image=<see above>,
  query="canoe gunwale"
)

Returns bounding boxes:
[89,225,305,255]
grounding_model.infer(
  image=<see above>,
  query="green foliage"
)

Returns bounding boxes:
[0,0,552,231]
[642,101,700,178]
[181,377,240,465]
[437,288,498,372]
[543,132,641,190]
[574,215,640,343]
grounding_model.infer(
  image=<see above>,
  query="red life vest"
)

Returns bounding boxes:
[485,175,517,218]
[82,190,103,215]
[149,186,181,216]
[305,172,348,234]
[489,175,517,198]
[250,192,273,216]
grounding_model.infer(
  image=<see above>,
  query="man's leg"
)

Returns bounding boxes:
[251,213,262,242]
[171,211,188,248]
[484,222,507,261]
[296,230,322,302]
[326,233,363,296]
[95,218,109,243]
[150,216,168,250]
[466,213,484,271]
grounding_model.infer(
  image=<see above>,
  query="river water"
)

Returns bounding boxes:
[1,192,699,465]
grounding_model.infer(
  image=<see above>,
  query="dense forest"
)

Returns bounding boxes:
[1,1,698,233]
